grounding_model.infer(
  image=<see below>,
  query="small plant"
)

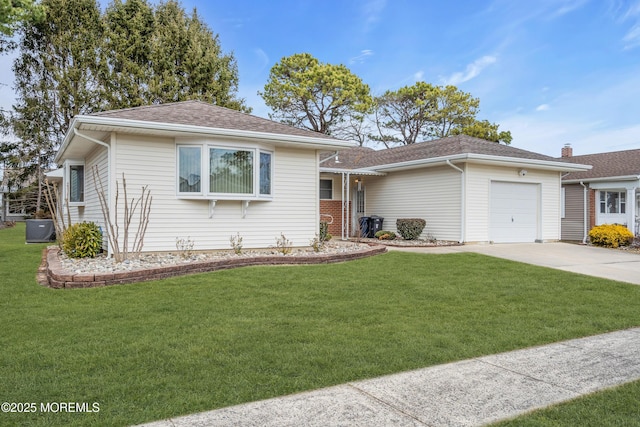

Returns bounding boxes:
[396,218,426,240]
[375,230,396,240]
[589,224,633,248]
[176,237,195,259]
[310,234,324,252]
[62,222,102,258]
[319,221,332,243]
[230,232,243,255]
[275,233,292,254]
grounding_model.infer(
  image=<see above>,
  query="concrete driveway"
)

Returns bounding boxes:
[389,242,640,285]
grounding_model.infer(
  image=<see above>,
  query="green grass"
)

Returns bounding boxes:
[1,222,640,426]
[493,380,640,426]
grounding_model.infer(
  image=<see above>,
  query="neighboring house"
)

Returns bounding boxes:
[320,136,590,243]
[52,101,354,255]
[560,144,640,242]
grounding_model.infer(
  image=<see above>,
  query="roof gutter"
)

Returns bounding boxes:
[563,175,640,184]
[371,153,592,173]
[446,160,465,244]
[67,115,356,150]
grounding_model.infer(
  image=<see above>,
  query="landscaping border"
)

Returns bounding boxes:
[39,245,387,289]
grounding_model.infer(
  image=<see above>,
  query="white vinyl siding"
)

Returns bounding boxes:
[66,146,108,225]
[465,164,561,242]
[114,134,318,251]
[364,166,461,241]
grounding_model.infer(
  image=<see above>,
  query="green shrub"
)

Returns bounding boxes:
[375,230,396,240]
[62,222,103,258]
[588,224,633,248]
[396,218,426,240]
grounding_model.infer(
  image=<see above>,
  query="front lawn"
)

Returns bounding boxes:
[493,379,640,426]
[2,222,640,426]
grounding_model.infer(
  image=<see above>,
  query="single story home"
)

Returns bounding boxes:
[320,136,590,243]
[559,144,640,242]
[52,101,354,255]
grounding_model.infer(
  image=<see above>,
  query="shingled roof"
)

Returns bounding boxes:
[322,135,568,169]
[560,148,640,181]
[90,100,339,141]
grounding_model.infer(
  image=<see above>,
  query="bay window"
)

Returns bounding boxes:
[177,144,272,199]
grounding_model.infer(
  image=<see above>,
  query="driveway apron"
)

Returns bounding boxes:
[390,242,640,285]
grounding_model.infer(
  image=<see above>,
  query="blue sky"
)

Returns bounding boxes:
[1,0,639,156]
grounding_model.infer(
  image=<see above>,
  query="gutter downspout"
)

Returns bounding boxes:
[579,181,588,244]
[446,160,465,243]
[72,128,112,257]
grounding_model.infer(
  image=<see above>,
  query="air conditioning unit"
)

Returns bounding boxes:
[25,219,56,243]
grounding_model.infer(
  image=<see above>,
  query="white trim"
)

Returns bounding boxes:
[563,175,640,184]
[175,143,274,201]
[371,153,591,173]
[56,115,355,162]
[64,160,86,206]
[319,178,333,200]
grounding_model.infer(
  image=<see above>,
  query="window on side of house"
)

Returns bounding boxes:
[68,163,85,204]
[259,151,272,196]
[178,146,202,194]
[176,145,273,199]
[209,148,254,195]
[320,179,333,200]
[600,191,626,214]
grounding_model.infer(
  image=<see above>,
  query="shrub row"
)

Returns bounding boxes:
[589,224,633,248]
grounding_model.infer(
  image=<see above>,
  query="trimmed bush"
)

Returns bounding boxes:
[588,224,633,248]
[62,222,103,258]
[375,230,396,240]
[396,218,426,240]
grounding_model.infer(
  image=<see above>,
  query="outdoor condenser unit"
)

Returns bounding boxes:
[25,219,56,243]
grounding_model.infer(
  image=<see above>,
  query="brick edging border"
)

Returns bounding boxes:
[39,245,388,289]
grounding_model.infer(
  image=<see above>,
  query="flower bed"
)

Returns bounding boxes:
[39,242,387,289]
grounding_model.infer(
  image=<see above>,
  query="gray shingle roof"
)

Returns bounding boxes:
[322,135,564,169]
[90,100,340,141]
[560,149,640,181]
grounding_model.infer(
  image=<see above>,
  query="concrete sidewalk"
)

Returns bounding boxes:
[389,242,640,286]
[138,328,640,427]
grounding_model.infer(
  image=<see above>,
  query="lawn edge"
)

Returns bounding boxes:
[39,245,388,289]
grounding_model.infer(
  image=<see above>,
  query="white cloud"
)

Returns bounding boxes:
[498,70,640,156]
[549,0,590,19]
[441,55,497,85]
[349,49,374,65]
[253,48,269,71]
[536,104,550,111]
[362,0,386,31]
[413,71,424,81]
[623,24,640,49]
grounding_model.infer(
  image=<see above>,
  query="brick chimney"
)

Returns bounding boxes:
[561,143,573,158]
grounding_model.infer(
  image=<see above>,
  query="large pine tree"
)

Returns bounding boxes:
[2,0,247,214]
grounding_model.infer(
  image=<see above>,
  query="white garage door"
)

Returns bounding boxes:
[490,182,539,243]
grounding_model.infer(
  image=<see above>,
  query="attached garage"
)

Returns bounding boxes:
[489,181,539,243]
[320,135,591,244]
